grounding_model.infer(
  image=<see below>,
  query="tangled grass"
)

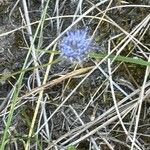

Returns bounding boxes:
[0,0,150,150]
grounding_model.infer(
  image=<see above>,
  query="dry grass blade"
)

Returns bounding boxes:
[21,66,94,100]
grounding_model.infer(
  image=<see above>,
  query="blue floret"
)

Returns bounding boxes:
[59,28,95,62]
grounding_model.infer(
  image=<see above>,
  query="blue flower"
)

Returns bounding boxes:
[59,28,96,62]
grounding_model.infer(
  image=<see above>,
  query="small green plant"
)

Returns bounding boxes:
[67,145,76,150]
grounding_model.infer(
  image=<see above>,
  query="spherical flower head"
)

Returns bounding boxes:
[59,28,95,63]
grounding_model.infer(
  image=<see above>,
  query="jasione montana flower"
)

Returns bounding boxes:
[59,28,96,62]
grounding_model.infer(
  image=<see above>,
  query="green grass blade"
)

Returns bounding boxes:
[89,52,150,67]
